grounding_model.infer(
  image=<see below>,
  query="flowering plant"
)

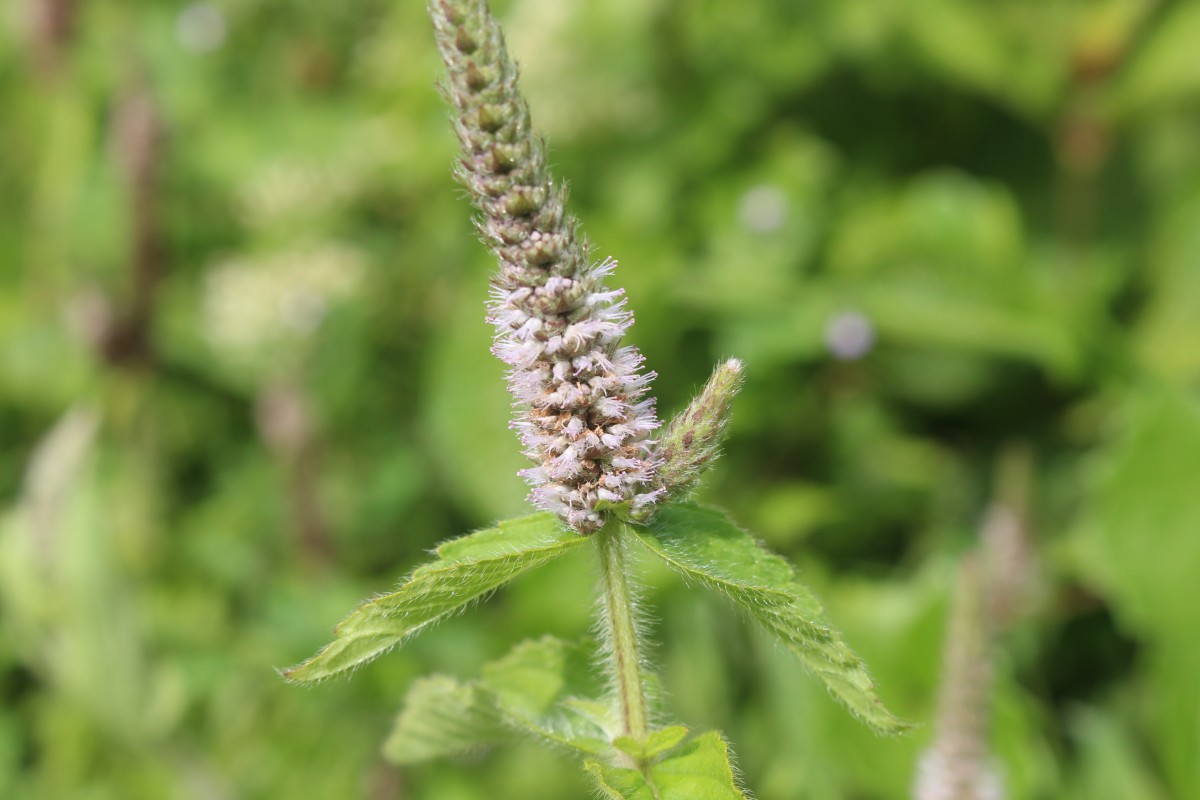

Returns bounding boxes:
[285,1,906,795]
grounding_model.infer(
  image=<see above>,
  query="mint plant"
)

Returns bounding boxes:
[284,1,907,795]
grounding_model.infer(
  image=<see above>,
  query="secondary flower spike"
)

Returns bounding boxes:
[430,0,661,534]
[638,358,744,515]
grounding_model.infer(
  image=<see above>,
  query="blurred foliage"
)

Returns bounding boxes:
[1,0,1198,798]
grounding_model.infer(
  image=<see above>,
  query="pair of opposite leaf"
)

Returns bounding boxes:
[281,494,910,734]
[282,447,909,799]
[280,357,752,685]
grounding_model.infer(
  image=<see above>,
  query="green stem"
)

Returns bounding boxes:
[595,522,649,743]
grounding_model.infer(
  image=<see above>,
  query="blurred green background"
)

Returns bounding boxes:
[2,0,1199,797]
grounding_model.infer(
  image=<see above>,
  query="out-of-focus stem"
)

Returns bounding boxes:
[27,0,78,81]
[100,78,164,368]
[256,381,334,567]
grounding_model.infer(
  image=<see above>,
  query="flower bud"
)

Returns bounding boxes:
[642,358,744,511]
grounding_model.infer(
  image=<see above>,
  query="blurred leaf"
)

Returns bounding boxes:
[1070,386,1200,798]
[1134,195,1200,384]
[902,0,1065,116]
[283,514,585,682]
[506,0,663,141]
[733,172,1084,379]
[585,730,746,800]
[1064,708,1170,800]
[828,172,1025,279]
[0,406,185,743]
[385,635,609,766]
[859,281,1080,376]
[0,297,93,408]
[1146,641,1200,799]
[480,636,610,754]
[1072,387,1200,635]
[1111,1,1200,116]
[384,675,507,764]
[630,504,909,735]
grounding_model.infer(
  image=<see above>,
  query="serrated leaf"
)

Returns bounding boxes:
[481,636,611,754]
[283,514,585,682]
[383,675,507,765]
[586,731,746,800]
[629,503,909,735]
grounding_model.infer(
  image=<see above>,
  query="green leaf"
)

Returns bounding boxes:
[382,636,610,766]
[1110,1,1200,117]
[283,514,585,682]
[586,731,746,800]
[613,725,689,763]
[1069,388,1200,798]
[480,636,610,754]
[383,675,507,764]
[1071,387,1200,636]
[629,504,909,735]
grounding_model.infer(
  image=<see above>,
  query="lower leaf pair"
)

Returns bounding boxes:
[386,635,744,798]
[283,502,908,798]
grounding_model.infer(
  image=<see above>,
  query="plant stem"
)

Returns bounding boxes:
[595,522,649,743]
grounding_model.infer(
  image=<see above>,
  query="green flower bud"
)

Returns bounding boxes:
[642,358,745,512]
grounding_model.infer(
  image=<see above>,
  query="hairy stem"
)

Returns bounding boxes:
[595,522,649,745]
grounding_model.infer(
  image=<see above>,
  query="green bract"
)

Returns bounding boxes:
[587,731,746,800]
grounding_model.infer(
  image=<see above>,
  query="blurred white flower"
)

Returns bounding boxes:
[202,242,365,369]
[824,309,875,360]
[738,184,788,234]
[238,159,359,229]
[914,748,1003,800]
[176,3,226,54]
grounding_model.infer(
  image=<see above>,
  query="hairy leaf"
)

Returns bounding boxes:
[283,514,585,682]
[383,675,506,764]
[383,636,609,766]
[481,635,611,753]
[629,504,909,735]
[586,730,746,800]
[613,725,689,763]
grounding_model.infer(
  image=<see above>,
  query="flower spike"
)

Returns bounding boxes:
[430,0,661,533]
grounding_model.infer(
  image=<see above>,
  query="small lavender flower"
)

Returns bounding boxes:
[430,0,660,534]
